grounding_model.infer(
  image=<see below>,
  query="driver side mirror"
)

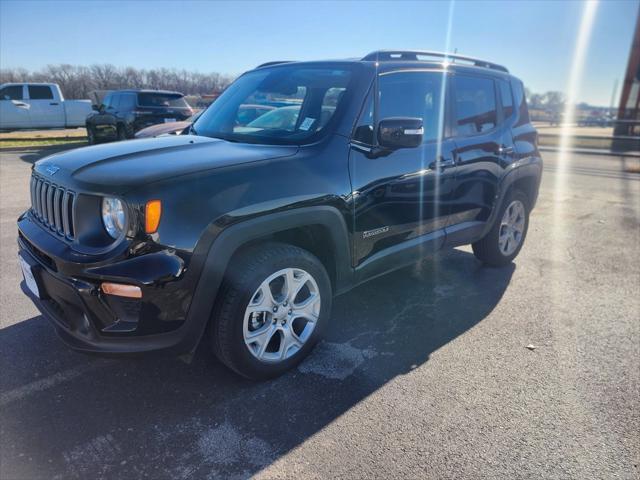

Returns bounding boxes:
[377,117,423,149]
[92,104,103,112]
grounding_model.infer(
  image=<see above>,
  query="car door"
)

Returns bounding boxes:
[446,73,515,241]
[349,70,457,279]
[27,85,65,128]
[0,85,31,129]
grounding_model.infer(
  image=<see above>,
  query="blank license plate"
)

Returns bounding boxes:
[19,256,40,298]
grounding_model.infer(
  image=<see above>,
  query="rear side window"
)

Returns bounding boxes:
[28,85,54,100]
[137,93,189,108]
[0,85,23,100]
[453,75,497,135]
[498,80,514,119]
[377,71,445,143]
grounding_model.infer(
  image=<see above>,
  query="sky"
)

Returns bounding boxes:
[0,0,638,106]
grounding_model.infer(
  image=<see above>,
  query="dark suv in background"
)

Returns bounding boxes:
[86,89,193,143]
[18,51,541,379]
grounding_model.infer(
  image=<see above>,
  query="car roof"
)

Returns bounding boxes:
[254,50,514,80]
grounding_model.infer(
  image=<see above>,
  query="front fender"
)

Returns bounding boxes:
[181,206,354,355]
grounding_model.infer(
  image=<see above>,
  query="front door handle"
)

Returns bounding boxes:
[49,102,59,106]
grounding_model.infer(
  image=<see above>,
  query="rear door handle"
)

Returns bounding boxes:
[49,102,59,106]
[498,145,514,155]
[429,156,456,170]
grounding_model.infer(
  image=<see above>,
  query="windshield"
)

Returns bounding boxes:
[137,92,189,108]
[193,65,354,145]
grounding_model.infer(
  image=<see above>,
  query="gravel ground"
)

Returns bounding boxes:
[0,146,638,479]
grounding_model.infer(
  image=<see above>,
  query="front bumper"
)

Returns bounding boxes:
[17,213,204,356]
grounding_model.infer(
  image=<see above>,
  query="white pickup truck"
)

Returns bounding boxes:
[0,83,93,130]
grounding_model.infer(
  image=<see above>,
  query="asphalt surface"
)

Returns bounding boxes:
[0,145,638,479]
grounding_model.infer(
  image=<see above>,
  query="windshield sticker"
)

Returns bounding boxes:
[299,117,316,131]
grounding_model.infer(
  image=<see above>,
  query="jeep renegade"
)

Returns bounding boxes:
[17,51,542,379]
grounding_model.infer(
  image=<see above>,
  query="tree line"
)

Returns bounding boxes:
[0,64,236,99]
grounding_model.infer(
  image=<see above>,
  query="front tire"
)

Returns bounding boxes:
[472,189,530,267]
[86,125,97,145]
[210,243,332,380]
[116,124,127,141]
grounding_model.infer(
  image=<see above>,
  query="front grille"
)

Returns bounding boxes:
[29,174,76,239]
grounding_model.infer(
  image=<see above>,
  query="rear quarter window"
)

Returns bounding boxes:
[512,79,530,126]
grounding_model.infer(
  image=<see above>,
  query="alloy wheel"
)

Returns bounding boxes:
[243,267,321,363]
[498,200,526,256]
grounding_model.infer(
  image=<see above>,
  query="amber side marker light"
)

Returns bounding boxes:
[101,282,142,299]
[145,200,162,234]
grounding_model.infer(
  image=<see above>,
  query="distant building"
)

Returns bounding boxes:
[616,10,640,136]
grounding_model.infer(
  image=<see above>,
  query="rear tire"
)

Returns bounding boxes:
[472,189,530,267]
[210,242,332,380]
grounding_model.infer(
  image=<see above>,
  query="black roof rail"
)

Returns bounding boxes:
[361,50,509,73]
[255,61,294,68]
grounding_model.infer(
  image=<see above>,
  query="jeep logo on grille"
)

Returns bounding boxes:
[44,165,60,176]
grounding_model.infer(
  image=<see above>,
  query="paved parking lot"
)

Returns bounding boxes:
[1,146,638,479]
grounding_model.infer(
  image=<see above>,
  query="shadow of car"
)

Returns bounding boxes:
[3,249,514,478]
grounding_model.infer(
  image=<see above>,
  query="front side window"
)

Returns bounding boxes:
[0,85,23,100]
[193,65,354,145]
[137,93,189,108]
[377,71,445,143]
[120,93,136,110]
[102,93,113,108]
[453,75,497,135]
[110,94,121,110]
[28,85,54,100]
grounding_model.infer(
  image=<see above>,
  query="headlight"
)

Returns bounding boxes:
[101,197,126,239]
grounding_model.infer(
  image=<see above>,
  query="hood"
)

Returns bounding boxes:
[34,135,298,193]
[134,121,191,138]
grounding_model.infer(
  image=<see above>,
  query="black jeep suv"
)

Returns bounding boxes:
[86,89,193,144]
[18,51,541,379]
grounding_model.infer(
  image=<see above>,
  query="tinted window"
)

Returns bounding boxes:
[498,80,514,119]
[378,71,444,142]
[28,85,54,100]
[194,66,354,145]
[120,93,136,110]
[0,85,23,100]
[512,79,530,126]
[352,89,374,144]
[137,93,189,108]
[453,75,497,135]
[110,94,120,110]
[102,93,113,108]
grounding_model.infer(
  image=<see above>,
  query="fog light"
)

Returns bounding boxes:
[101,282,142,298]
